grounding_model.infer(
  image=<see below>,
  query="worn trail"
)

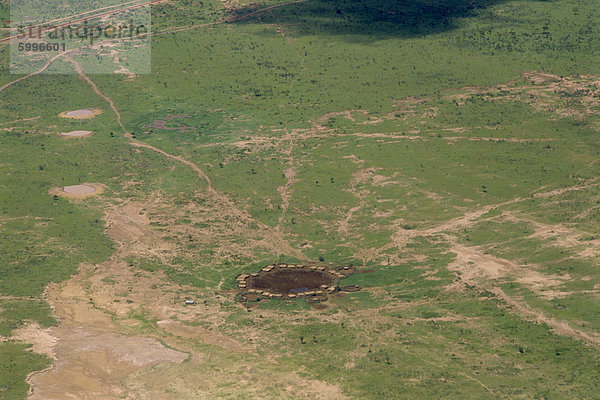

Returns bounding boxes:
[67,57,305,260]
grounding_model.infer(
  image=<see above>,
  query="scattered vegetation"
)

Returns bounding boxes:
[2,0,600,398]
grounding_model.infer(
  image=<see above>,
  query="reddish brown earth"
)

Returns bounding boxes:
[247,269,336,294]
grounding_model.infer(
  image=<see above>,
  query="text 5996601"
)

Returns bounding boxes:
[17,42,65,52]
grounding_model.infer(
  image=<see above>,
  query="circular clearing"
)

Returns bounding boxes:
[341,284,362,292]
[60,130,94,138]
[58,108,103,120]
[249,268,335,294]
[237,264,356,301]
[62,184,96,194]
[49,183,104,199]
[238,264,347,301]
[66,109,93,117]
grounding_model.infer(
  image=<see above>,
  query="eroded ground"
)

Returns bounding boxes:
[8,71,596,398]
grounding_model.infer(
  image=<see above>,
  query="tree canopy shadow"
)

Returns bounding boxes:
[230,0,549,41]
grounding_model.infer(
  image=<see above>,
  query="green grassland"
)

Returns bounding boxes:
[2,0,600,398]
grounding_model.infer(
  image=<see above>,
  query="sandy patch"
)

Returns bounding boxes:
[503,211,600,257]
[443,240,600,348]
[312,109,368,131]
[49,183,105,199]
[27,262,188,400]
[447,242,566,296]
[63,184,96,194]
[447,71,600,120]
[578,247,600,258]
[156,320,246,352]
[25,198,344,398]
[58,108,103,119]
[11,322,57,359]
[28,327,188,400]
[59,130,94,138]
[105,202,153,245]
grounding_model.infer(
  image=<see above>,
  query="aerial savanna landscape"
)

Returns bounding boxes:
[1,0,600,398]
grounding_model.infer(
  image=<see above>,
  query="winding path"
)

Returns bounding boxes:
[65,56,307,260]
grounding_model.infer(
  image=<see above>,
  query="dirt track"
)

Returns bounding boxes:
[26,198,346,398]
[64,56,600,355]
[3,11,600,394]
[0,0,309,95]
